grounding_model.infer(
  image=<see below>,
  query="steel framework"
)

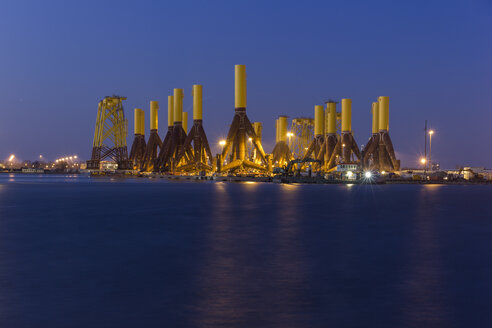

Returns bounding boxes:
[219,65,268,174]
[326,99,361,168]
[87,96,131,170]
[361,97,399,171]
[129,108,146,169]
[288,118,314,159]
[129,135,146,169]
[156,89,194,172]
[141,130,161,171]
[174,119,213,173]
[248,122,263,164]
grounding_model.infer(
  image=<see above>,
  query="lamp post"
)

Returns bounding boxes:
[218,140,226,163]
[429,130,434,171]
[219,140,226,152]
[424,120,427,172]
[420,157,427,170]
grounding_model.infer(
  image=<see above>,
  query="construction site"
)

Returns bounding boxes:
[87,64,401,183]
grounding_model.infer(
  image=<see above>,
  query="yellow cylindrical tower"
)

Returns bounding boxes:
[326,102,337,134]
[168,95,174,127]
[275,119,279,143]
[372,102,379,134]
[183,112,188,133]
[140,109,145,135]
[193,84,203,120]
[341,99,352,133]
[378,96,389,132]
[174,88,183,123]
[235,65,246,109]
[314,105,324,136]
[134,108,144,135]
[150,101,159,131]
[277,116,288,142]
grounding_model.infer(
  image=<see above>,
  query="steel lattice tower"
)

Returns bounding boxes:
[289,117,314,159]
[87,96,131,170]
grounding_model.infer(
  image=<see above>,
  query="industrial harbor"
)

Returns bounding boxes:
[2,1,492,328]
[2,64,490,184]
[20,64,480,185]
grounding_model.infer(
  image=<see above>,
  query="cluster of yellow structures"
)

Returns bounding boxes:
[128,85,213,173]
[88,65,399,175]
[271,96,399,173]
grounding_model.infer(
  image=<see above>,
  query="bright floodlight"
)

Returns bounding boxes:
[248,137,252,142]
[429,130,434,135]
[420,157,426,164]
[346,171,353,178]
[219,140,226,146]
[8,154,15,162]
[287,132,294,137]
[364,171,372,178]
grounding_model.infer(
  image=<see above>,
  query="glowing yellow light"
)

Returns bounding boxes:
[342,144,346,147]
[8,154,15,162]
[346,171,353,177]
[248,137,252,142]
[74,155,78,159]
[420,157,426,164]
[381,171,386,175]
[287,132,294,138]
[429,130,435,135]
[219,140,226,147]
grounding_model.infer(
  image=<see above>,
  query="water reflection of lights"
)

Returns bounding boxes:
[423,184,445,190]
[346,183,354,188]
[214,182,226,192]
[280,183,298,191]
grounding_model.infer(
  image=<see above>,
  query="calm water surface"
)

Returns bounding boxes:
[0,174,491,327]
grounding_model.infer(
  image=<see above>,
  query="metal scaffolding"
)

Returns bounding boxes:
[288,117,314,159]
[87,96,131,170]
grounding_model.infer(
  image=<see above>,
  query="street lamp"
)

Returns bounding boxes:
[429,130,435,171]
[219,140,226,154]
[420,157,426,169]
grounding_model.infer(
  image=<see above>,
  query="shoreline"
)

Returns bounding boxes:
[2,171,491,185]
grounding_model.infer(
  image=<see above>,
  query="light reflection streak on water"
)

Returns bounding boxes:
[400,186,448,326]
[194,182,311,326]
[194,182,244,326]
[269,183,308,324]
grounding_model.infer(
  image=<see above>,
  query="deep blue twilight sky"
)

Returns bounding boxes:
[0,0,491,168]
